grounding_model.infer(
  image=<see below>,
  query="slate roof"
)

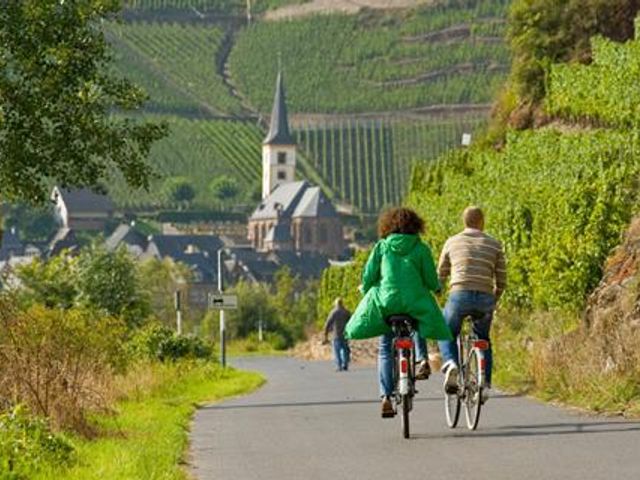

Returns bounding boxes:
[250,181,337,221]
[225,247,329,283]
[105,224,149,252]
[53,187,115,214]
[263,72,295,146]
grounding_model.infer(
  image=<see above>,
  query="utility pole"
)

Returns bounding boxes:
[218,249,226,367]
[258,306,263,342]
[246,0,252,25]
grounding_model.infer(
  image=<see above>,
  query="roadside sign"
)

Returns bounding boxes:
[208,294,238,310]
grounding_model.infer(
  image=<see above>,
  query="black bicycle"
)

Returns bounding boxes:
[386,315,418,439]
[444,316,490,430]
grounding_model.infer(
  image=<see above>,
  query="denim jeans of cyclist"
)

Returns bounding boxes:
[333,338,351,371]
[438,290,495,386]
[378,331,427,397]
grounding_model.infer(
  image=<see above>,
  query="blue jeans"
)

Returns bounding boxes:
[333,338,350,371]
[378,331,427,397]
[438,290,495,386]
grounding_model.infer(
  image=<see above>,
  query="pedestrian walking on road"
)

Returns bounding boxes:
[324,298,352,371]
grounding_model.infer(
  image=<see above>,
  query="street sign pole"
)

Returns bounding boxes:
[175,290,182,335]
[218,249,226,367]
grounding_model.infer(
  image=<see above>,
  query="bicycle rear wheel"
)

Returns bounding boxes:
[401,394,410,438]
[463,348,482,430]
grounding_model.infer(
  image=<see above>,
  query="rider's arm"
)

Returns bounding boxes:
[437,239,451,287]
[362,241,382,293]
[494,243,507,300]
[420,242,441,293]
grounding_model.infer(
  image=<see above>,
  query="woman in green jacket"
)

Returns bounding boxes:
[345,207,451,417]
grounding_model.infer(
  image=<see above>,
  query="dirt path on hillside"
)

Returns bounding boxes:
[264,0,433,20]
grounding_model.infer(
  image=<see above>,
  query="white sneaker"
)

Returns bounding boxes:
[441,360,459,394]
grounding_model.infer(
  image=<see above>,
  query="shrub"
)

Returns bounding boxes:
[0,298,126,433]
[128,323,214,362]
[0,406,75,479]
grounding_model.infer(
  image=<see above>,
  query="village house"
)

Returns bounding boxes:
[51,187,115,231]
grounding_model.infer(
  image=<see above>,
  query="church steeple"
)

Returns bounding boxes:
[264,71,295,146]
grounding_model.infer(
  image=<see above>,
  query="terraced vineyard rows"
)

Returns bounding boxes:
[109,117,263,208]
[295,117,484,212]
[229,0,510,113]
[123,0,307,14]
[108,21,243,115]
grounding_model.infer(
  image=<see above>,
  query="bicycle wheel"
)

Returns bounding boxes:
[463,348,483,430]
[401,394,410,438]
[444,389,461,428]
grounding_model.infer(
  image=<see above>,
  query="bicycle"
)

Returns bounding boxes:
[385,314,418,439]
[443,316,490,430]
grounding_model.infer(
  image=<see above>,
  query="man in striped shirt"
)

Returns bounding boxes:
[437,206,507,402]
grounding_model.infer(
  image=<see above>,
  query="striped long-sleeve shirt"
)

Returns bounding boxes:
[438,228,507,297]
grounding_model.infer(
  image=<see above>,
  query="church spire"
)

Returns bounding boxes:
[264,71,295,146]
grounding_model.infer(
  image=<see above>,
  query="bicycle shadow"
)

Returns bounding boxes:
[410,421,640,440]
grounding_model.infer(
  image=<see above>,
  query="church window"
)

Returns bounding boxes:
[277,170,287,180]
[277,152,287,164]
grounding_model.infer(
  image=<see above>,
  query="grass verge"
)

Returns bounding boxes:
[35,361,264,480]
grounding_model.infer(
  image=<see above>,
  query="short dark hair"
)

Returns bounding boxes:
[378,207,425,238]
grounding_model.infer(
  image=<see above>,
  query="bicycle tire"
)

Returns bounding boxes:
[401,394,410,438]
[444,389,461,428]
[463,348,482,430]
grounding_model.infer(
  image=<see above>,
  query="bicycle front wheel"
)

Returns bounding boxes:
[444,389,461,428]
[463,348,483,430]
[401,394,410,438]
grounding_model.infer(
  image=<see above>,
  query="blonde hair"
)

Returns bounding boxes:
[463,206,484,229]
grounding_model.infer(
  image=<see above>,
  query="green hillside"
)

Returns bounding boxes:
[109,117,263,209]
[106,0,510,212]
[229,0,510,113]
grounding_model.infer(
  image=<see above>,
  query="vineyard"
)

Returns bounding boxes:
[107,21,243,115]
[123,0,306,14]
[228,0,510,113]
[108,116,263,209]
[546,21,640,127]
[294,116,484,211]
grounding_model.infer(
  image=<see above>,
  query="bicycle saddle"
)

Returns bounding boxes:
[385,314,418,329]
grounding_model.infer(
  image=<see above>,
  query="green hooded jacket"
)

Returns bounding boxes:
[345,234,452,341]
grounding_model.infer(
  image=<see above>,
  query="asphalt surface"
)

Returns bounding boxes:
[190,356,640,480]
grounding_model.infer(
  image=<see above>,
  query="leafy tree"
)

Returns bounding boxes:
[226,281,277,339]
[75,244,150,327]
[162,176,195,207]
[13,254,78,309]
[0,1,167,204]
[138,257,191,327]
[209,176,240,205]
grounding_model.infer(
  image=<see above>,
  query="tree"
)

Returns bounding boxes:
[3,203,56,242]
[0,1,166,204]
[162,176,195,207]
[209,175,240,206]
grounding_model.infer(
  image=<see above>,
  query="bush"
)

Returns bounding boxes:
[0,298,126,433]
[128,323,214,362]
[0,406,75,479]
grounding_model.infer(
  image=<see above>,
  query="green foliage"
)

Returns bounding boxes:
[0,406,75,480]
[295,117,485,211]
[162,176,196,206]
[108,116,262,209]
[226,268,318,347]
[209,175,241,204]
[229,2,510,113]
[507,0,640,101]
[137,258,191,327]
[75,244,151,327]
[0,1,166,204]
[406,128,640,310]
[546,28,640,127]
[15,246,151,327]
[128,323,214,362]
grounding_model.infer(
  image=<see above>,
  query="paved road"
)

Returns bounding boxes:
[190,357,640,480]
